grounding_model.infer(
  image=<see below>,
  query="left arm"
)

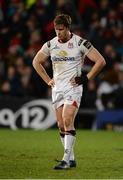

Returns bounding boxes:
[70,48,106,86]
[70,40,106,86]
[86,48,106,80]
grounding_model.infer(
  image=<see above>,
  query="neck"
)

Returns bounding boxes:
[59,32,72,43]
[66,32,72,41]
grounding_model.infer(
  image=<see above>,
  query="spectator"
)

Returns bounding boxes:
[0,0,123,102]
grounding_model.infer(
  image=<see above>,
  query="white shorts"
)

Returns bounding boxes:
[52,85,83,109]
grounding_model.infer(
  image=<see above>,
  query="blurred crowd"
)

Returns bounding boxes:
[0,0,123,110]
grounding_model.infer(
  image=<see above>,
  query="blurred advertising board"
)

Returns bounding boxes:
[0,96,56,130]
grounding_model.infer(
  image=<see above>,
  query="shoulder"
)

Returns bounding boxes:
[74,34,92,49]
[46,36,58,48]
[73,34,84,45]
[73,33,81,39]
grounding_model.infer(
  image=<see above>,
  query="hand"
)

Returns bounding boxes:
[48,79,55,87]
[70,74,88,86]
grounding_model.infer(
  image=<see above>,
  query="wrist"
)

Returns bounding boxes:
[86,74,89,81]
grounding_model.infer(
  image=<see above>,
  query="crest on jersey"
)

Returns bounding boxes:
[67,95,73,101]
[56,50,68,57]
[68,42,74,49]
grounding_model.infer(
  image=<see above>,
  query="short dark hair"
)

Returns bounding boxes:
[54,14,72,29]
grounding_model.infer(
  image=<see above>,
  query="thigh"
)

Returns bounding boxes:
[63,104,78,120]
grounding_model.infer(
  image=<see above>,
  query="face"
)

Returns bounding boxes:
[54,24,69,42]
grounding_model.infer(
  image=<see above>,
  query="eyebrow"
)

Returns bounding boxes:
[55,27,64,30]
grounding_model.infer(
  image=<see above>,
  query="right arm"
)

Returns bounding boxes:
[32,51,54,86]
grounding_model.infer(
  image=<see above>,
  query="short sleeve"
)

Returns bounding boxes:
[78,39,93,56]
[40,42,50,57]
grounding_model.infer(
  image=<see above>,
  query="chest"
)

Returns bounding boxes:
[50,41,81,61]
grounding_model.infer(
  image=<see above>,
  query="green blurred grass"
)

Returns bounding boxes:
[0,129,123,179]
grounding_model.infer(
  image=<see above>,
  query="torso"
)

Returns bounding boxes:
[50,34,84,90]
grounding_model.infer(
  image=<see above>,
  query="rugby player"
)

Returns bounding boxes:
[32,14,106,170]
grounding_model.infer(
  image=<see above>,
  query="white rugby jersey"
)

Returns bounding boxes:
[40,34,93,90]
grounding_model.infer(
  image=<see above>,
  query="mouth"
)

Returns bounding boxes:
[58,35,62,39]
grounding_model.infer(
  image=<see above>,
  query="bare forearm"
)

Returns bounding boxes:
[87,60,106,80]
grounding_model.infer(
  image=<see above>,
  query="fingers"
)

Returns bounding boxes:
[70,78,78,86]
[70,77,74,82]
[48,79,55,87]
[70,77,81,86]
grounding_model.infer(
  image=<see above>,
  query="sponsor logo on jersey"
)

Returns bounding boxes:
[56,50,68,57]
[52,50,75,61]
[52,56,75,61]
[68,42,74,49]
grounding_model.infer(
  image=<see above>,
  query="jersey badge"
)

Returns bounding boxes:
[68,42,74,49]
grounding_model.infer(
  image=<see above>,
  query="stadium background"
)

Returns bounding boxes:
[1,0,123,179]
[0,0,123,130]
